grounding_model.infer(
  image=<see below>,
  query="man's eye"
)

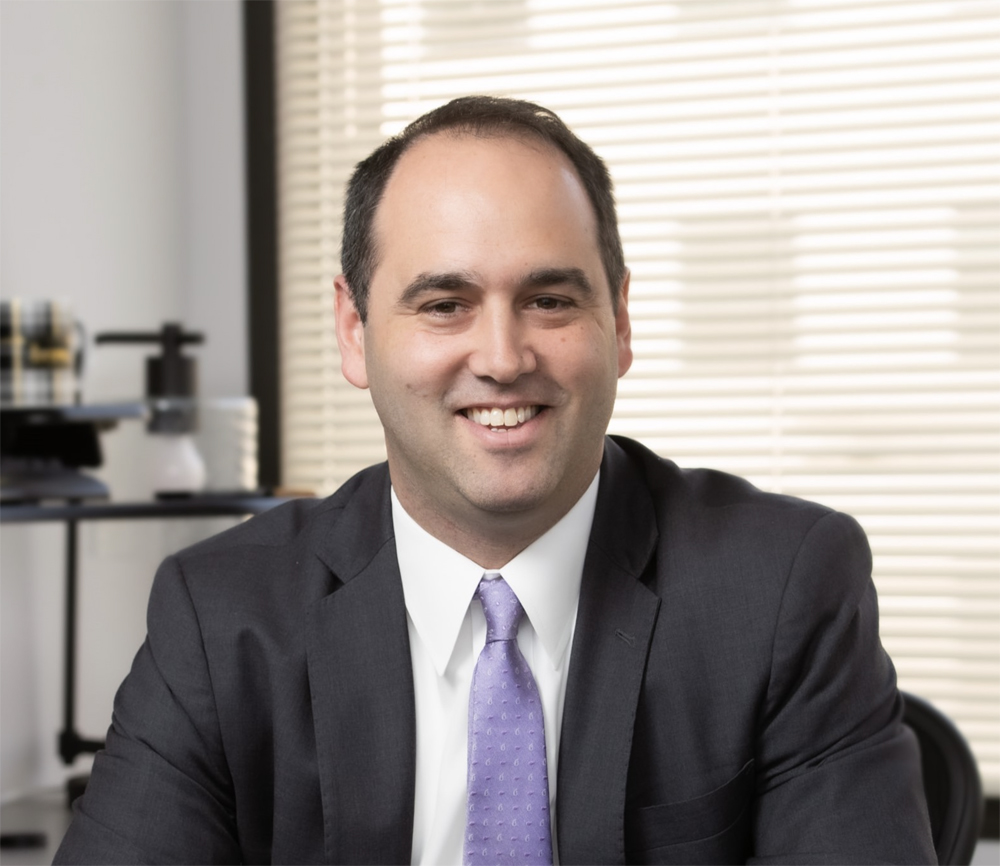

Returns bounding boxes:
[532,296,569,311]
[425,300,461,315]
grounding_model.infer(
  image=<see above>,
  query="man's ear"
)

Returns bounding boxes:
[334,275,369,389]
[616,268,633,378]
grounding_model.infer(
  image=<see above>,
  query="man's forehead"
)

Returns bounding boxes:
[380,129,578,205]
[365,128,605,297]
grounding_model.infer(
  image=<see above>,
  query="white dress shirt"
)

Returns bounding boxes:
[392,473,600,866]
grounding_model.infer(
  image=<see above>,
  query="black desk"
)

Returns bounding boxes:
[0,495,293,764]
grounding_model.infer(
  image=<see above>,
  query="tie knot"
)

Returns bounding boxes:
[476,575,524,642]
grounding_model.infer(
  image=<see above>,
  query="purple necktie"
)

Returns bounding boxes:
[464,575,553,866]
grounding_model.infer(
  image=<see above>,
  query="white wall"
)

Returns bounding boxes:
[0,0,248,799]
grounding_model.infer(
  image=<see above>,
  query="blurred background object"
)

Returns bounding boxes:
[1,299,81,408]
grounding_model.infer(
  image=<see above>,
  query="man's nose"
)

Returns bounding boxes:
[467,309,537,384]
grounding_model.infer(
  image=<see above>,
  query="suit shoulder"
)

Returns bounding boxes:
[170,462,389,566]
[609,434,834,519]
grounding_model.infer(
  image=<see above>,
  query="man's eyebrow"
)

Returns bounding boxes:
[396,267,596,306]
[397,271,480,306]
[521,267,595,297]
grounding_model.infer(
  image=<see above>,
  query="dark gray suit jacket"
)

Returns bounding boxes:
[56,436,935,864]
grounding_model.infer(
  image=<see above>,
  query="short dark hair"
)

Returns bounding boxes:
[340,95,625,322]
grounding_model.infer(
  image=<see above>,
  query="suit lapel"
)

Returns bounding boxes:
[304,467,416,865]
[557,438,661,865]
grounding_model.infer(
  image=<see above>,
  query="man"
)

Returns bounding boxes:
[56,96,934,865]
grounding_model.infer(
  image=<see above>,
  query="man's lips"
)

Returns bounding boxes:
[462,405,542,429]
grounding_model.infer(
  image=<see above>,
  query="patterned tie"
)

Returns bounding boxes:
[464,575,553,866]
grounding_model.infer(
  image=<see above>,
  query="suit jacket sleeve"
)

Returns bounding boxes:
[54,554,241,865]
[749,510,934,865]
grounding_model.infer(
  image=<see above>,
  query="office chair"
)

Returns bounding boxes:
[901,691,983,866]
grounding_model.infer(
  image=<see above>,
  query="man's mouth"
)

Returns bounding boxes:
[463,406,541,430]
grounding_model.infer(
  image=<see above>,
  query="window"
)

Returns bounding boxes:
[274,0,1000,793]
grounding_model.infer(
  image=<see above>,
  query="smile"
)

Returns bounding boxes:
[463,406,540,430]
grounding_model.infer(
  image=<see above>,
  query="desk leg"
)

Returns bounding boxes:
[57,518,105,766]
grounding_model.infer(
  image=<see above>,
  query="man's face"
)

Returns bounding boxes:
[336,132,632,550]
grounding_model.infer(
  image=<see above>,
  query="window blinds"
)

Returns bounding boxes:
[274,0,1000,793]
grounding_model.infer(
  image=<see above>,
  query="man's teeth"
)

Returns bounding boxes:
[465,406,539,428]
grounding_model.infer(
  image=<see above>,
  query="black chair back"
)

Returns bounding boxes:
[902,691,983,865]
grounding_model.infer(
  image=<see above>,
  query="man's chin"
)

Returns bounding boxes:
[455,443,601,521]
[467,494,547,516]
[458,468,583,521]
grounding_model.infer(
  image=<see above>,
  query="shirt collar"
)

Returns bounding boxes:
[393,473,600,676]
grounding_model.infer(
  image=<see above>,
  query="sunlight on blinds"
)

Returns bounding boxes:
[275,0,1000,792]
